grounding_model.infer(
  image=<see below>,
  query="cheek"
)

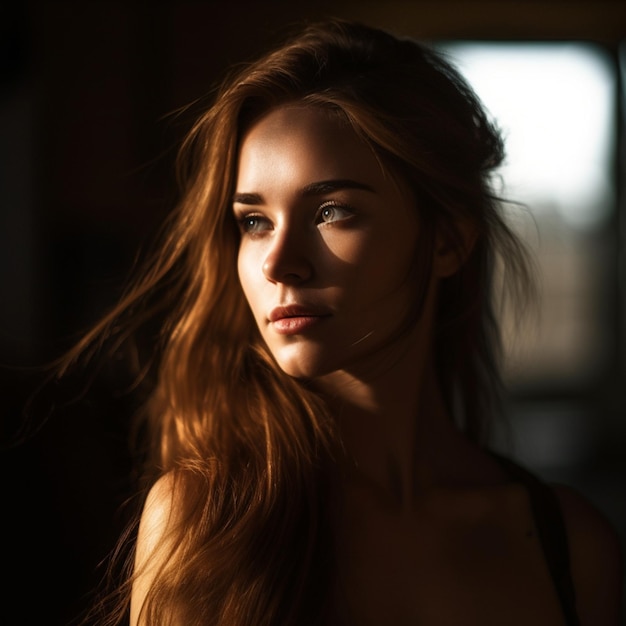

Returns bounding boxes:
[237,249,259,313]
[335,233,417,290]
[378,226,421,277]
[321,232,378,283]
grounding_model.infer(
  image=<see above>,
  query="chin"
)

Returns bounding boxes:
[275,359,327,381]
[271,346,338,380]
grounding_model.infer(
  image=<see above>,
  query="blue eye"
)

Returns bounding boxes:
[317,201,354,224]
[237,214,271,233]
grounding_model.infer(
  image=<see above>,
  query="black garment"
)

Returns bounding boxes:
[494,453,581,626]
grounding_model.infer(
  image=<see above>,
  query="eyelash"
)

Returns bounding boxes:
[315,200,355,225]
[235,200,355,234]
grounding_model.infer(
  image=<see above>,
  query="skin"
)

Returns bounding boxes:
[234,105,423,382]
[233,104,500,502]
[130,104,623,625]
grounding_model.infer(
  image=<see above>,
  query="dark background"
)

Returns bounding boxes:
[2,1,625,624]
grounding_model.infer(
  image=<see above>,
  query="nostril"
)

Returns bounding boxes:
[283,271,303,282]
[261,228,315,284]
[262,255,313,284]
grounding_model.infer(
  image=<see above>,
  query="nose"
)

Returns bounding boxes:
[262,226,314,284]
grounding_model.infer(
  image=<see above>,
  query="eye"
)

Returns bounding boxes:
[236,213,272,234]
[316,200,354,225]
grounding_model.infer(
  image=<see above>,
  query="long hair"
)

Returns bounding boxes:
[67,18,532,625]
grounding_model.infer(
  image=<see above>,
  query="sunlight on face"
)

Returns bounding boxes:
[234,104,426,379]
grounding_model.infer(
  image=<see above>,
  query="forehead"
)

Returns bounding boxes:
[235,104,389,189]
[239,103,356,150]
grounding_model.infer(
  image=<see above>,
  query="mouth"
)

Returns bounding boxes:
[269,305,331,335]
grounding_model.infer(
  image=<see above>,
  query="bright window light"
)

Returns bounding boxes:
[440,43,615,230]
[437,42,617,387]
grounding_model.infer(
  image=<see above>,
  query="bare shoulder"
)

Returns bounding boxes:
[138,473,179,539]
[131,473,179,625]
[553,484,624,626]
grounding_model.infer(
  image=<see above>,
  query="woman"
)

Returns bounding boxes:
[67,18,622,626]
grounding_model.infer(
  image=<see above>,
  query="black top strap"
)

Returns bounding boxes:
[491,453,581,626]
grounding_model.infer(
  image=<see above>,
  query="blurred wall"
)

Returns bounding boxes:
[1,1,625,623]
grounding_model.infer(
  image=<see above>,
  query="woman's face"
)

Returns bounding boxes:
[234,104,424,379]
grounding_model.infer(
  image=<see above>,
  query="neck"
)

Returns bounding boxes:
[315,323,465,508]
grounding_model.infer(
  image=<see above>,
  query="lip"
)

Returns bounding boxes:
[269,304,331,335]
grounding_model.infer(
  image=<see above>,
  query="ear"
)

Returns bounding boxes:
[432,219,479,278]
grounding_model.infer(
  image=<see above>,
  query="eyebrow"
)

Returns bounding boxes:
[232,179,375,205]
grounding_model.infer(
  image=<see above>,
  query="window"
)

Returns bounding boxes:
[438,42,620,475]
